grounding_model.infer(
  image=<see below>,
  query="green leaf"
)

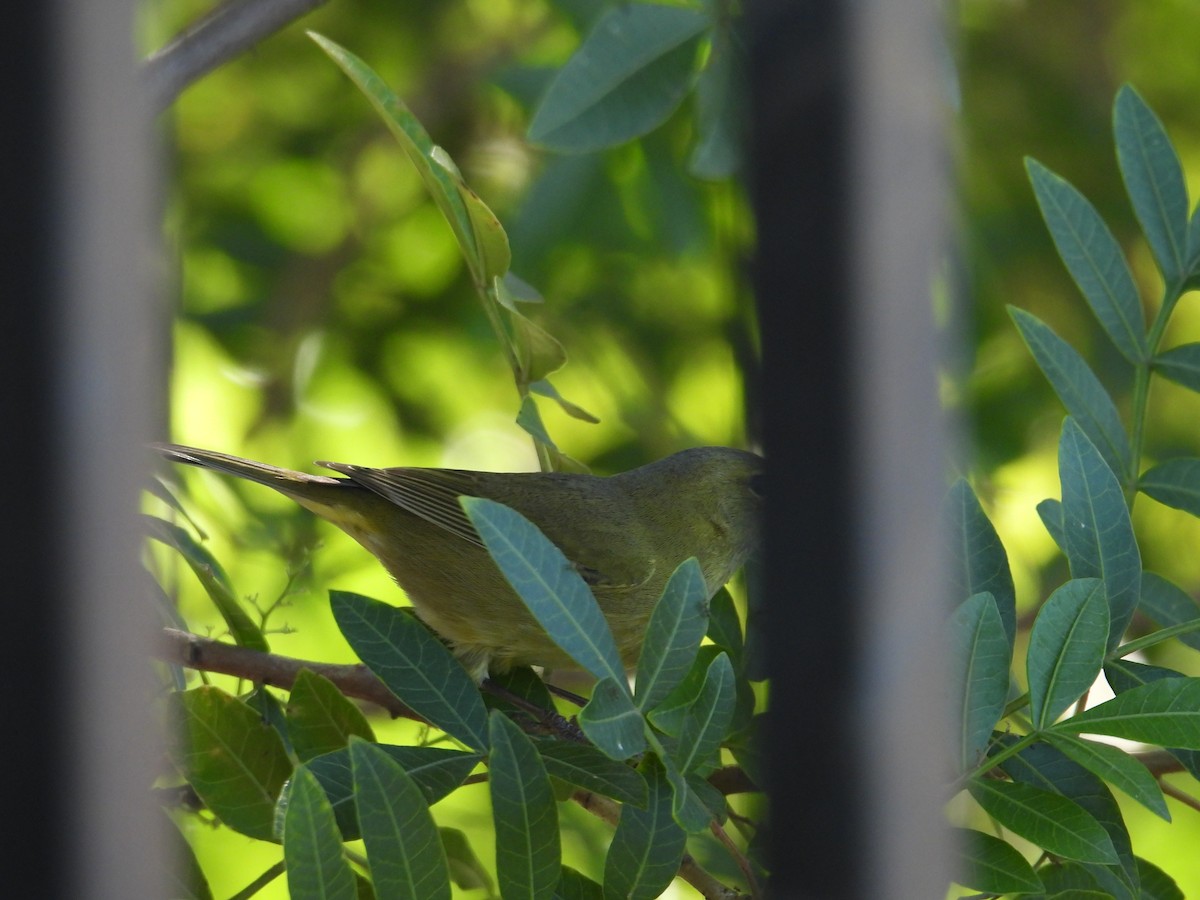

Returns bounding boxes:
[454,178,510,283]
[602,755,687,900]
[1025,158,1147,363]
[439,828,494,893]
[705,586,744,670]
[556,867,603,900]
[171,687,292,841]
[1054,677,1200,747]
[484,665,557,715]
[286,669,376,763]
[1103,659,1200,781]
[162,811,213,900]
[1136,857,1185,900]
[516,395,560,451]
[948,479,1017,647]
[307,744,481,841]
[579,676,647,760]
[535,739,648,806]
[308,34,479,280]
[1139,457,1200,517]
[1038,497,1067,550]
[688,25,743,179]
[329,591,489,750]
[1189,204,1200,277]
[528,4,708,153]
[1114,85,1189,285]
[647,644,723,737]
[675,652,735,774]
[1027,578,1108,730]
[1153,342,1200,392]
[461,497,627,686]
[954,828,1042,894]
[144,516,268,651]
[1010,308,1132,479]
[511,310,568,385]
[1138,572,1200,652]
[1058,419,1141,650]
[1042,732,1169,821]
[489,711,562,900]
[529,379,600,424]
[967,779,1118,864]
[659,754,712,834]
[282,766,357,900]
[996,736,1138,895]
[350,739,451,900]
[634,558,709,710]
[950,593,1011,769]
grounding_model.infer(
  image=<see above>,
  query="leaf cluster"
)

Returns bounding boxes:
[950,86,1200,899]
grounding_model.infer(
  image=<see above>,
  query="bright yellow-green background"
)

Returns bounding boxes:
[142,0,1200,896]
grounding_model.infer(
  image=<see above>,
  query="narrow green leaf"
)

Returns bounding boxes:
[1043,733,1169,820]
[1189,203,1200,277]
[602,755,687,900]
[1010,308,1132,479]
[484,665,557,715]
[954,828,1042,894]
[1059,419,1141,650]
[512,310,568,385]
[950,593,1010,769]
[282,766,357,900]
[529,379,600,424]
[453,177,510,282]
[329,591,489,750]
[461,497,627,686]
[688,26,743,179]
[439,828,494,893]
[579,677,647,760]
[1038,497,1067,550]
[1103,659,1200,781]
[705,587,745,671]
[1114,85,1189,284]
[1136,857,1185,900]
[1138,572,1200,652]
[516,395,560,451]
[948,479,1017,646]
[1153,342,1200,392]
[350,739,451,900]
[660,754,712,834]
[967,779,1118,864]
[996,736,1138,895]
[1139,457,1200,517]
[308,744,481,841]
[1054,677,1200,747]
[162,811,213,900]
[528,4,708,153]
[171,687,292,841]
[1025,158,1147,363]
[489,711,561,900]
[535,739,648,806]
[308,34,478,277]
[1035,862,1109,896]
[645,644,724,737]
[675,653,736,774]
[286,669,375,763]
[145,516,268,651]
[635,558,709,710]
[1027,578,1108,730]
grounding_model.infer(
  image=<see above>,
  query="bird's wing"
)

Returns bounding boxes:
[316,463,486,549]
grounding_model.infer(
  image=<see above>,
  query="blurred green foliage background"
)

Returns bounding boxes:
[140,0,1200,895]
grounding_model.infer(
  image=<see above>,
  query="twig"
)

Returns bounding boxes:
[1160,778,1200,814]
[156,626,421,720]
[143,0,330,113]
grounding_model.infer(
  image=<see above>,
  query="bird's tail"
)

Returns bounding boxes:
[151,442,348,505]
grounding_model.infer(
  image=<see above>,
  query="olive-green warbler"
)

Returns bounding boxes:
[155,443,762,680]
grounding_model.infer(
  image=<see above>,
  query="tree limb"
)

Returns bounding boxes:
[143,0,330,113]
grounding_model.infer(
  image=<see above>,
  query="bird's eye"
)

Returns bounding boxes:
[748,472,766,498]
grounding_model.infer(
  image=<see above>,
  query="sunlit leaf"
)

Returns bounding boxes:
[171,687,292,841]
[529,379,600,423]
[1054,677,1200,747]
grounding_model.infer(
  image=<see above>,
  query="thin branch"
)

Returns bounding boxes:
[156,626,420,720]
[1135,748,1186,777]
[1160,778,1200,814]
[143,0,330,113]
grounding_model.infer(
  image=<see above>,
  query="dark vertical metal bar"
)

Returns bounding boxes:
[751,0,950,896]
